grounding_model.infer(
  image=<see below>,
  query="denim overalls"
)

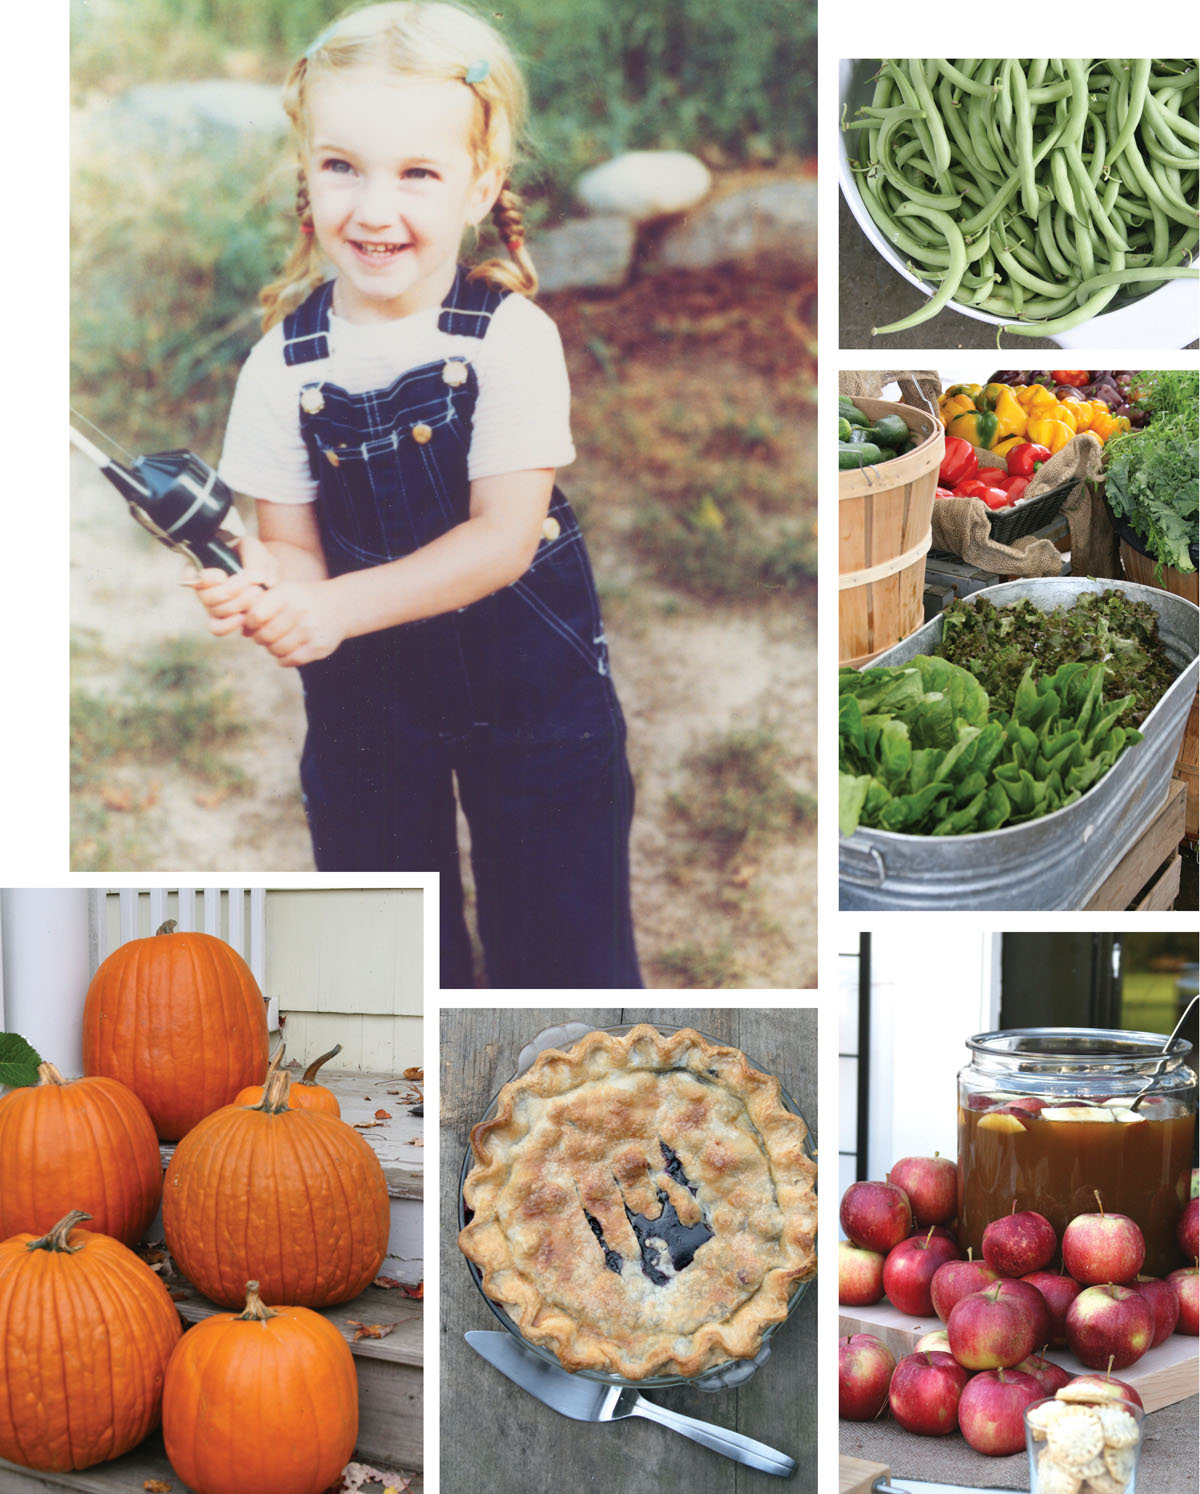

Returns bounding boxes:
[282,268,642,989]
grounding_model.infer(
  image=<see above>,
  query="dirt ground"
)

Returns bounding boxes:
[70,269,818,988]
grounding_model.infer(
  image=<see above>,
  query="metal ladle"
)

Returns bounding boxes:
[1130,992,1198,1110]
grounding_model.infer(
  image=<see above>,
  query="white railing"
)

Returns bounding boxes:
[93,888,267,988]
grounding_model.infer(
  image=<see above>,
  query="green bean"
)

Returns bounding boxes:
[1104,58,1153,171]
[1049,149,1081,221]
[871,204,969,334]
[932,58,994,97]
[1011,64,1041,218]
[907,58,953,175]
[1149,88,1200,144]
[1071,264,1200,300]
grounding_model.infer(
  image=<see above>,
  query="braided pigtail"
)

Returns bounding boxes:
[259,164,328,331]
[470,184,538,297]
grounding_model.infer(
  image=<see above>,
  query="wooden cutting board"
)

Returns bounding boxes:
[839,1454,890,1494]
[839,1299,1199,1412]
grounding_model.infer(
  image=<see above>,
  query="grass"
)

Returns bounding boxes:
[654,940,741,988]
[71,636,250,794]
[670,728,816,864]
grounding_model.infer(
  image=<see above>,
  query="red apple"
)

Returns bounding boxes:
[1178,1197,1199,1262]
[1061,1193,1146,1285]
[1011,1352,1071,1396]
[931,1255,1000,1323]
[839,1333,896,1421]
[914,1329,952,1355]
[1167,1266,1199,1335]
[991,1278,1051,1353]
[957,1368,1043,1455]
[1066,1284,1154,1369]
[883,1229,962,1317]
[947,1285,1036,1370]
[841,1181,913,1255]
[839,1241,886,1307]
[887,1351,969,1436]
[1131,1274,1181,1346]
[1061,1368,1144,1411]
[1021,1271,1082,1346]
[1004,1097,1048,1115]
[887,1154,958,1226]
[982,1208,1057,1277]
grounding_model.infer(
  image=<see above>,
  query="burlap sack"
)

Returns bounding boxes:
[840,370,941,420]
[931,432,1115,577]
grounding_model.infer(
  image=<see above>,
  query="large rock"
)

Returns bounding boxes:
[81,81,288,152]
[534,215,636,294]
[575,151,712,222]
[654,180,817,275]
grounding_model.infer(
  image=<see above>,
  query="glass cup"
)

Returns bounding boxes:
[1025,1395,1144,1493]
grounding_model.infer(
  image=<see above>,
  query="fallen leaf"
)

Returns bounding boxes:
[402,1067,424,1081]
[409,1136,424,1147]
[193,787,233,809]
[729,861,759,887]
[353,1120,385,1129]
[143,1481,173,1492]
[374,1108,392,1120]
[101,785,134,811]
[400,1282,424,1299]
[346,1320,398,1342]
[373,1275,404,1290]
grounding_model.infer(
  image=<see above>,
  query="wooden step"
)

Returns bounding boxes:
[0,1437,422,1493]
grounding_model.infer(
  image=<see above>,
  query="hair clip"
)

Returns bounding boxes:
[305,24,338,59]
[465,59,490,84]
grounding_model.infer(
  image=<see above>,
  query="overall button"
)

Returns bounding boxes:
[300,386,325,414]
[412,423,433,445]
[541,516,561,542]
[325,449,340,467]
[442,359,469,387]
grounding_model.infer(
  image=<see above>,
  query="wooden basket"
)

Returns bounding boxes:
[1118,536,1199,841]
[839,397,944,668]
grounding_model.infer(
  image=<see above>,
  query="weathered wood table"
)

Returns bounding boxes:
[440,1005,818,1492]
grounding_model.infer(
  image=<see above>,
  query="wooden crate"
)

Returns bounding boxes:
[1085,779,1188,910]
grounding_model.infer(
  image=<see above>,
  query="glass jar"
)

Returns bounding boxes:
[958,1027,1196,1277]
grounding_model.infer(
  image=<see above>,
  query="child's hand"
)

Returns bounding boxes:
[184,536,279,637]
[240,580,347,667]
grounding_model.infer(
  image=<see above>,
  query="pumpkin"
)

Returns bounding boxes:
[83,919,269,1141]
[0,1061,162,1246]
[0,1210,182,1472]
[163,1070,389,1307]
[232,1041,286,1107]
[162,1280,358,1494]
[235,1043,343,1117]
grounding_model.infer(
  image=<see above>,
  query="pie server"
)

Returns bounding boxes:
[465,1329,797,1476]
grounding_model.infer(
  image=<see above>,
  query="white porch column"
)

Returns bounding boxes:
[0,890,93,1077]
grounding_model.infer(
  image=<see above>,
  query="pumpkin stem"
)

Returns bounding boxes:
[236,1281,281,1323]
[300,1043,342,1086]
[155,919,178,936]
[263,1043,286,1082]
[258,1068,293,1114]
[37,1062,68,1087]
[26,1210,93,1254]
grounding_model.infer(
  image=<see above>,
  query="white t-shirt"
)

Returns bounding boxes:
[218,285,575,503]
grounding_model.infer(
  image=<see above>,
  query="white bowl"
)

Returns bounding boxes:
[838,58,1200,349]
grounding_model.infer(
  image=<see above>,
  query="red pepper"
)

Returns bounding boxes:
[939,437,978,488]
[992,474,1030,503]
[934,486,956,499]
[1006,442,1051,477]
[1050,370,1090,386]
[954,479,1012,509]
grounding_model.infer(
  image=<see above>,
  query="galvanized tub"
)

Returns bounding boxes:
[839,579,1200,910]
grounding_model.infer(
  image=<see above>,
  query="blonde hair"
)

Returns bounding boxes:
[261,1,536,330]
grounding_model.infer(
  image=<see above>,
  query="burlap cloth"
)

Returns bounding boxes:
[840,1394,1199,1491]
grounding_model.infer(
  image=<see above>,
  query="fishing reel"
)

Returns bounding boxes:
[70,426,244,574]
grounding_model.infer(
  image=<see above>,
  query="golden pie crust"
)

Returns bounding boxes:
[458,1025,817,1378]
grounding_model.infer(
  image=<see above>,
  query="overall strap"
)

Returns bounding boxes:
[438,265,508,339]
[282,280,336,366]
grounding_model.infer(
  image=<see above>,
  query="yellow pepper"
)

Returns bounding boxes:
[942,383,982,401]
[991,434,1025,459]
[1026,416,1074,453]
[939,392,977,425]
[946,409,1001,448]
[1069,401,1096,433]
[1050,401,1078,434]
[1087,407,1118,442]
[1015,384,1058,412]
[987,387,1028,444]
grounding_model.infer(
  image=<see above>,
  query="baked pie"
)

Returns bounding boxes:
[458,1024,818,1379]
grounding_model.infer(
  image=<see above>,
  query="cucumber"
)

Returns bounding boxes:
[839,441,886,468]
[838,397,872,428]
[838,416,853,441]
[865,414,910,449]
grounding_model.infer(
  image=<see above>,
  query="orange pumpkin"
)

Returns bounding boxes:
[162,1280,358,1494]
[83,920,269,1141]
[235,1043,343,1117]
[163,1070,389,1308]
[0,1062,162,1246]
[0,1211,182,1472]
[232,1041,286,1107]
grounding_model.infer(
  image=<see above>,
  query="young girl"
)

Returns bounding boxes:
[192,1,641,989]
